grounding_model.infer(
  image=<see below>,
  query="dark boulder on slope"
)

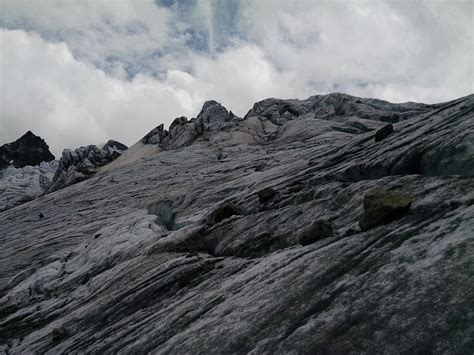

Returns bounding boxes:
[0,131,55,170]
[1,93,473,354]
[374,123,394,142]
[298,220,334,245]
[359,188,413,231]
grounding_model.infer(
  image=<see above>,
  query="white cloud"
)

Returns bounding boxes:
[0,30,306,155]
[0,0,174,71]
[0,29,199,155]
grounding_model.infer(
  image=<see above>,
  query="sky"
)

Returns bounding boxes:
[0,0,472,156]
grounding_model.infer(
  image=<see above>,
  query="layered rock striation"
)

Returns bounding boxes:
[46,140,128,192]
[0,93,473,353]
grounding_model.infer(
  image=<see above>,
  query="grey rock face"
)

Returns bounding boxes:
[0,161,58,212]
[195,100,236,134]
[0,93,473,354]
[46,141,128,192]
[141,124,168,145]
[140,101,241,151]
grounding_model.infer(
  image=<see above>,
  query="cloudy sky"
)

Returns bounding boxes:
[0,0,472,155]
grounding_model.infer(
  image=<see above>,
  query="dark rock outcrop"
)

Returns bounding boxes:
[195,100,235,133]
[374,123,394,141]
[0,131,55,170]
[205,201,241,225]
[141,124,168,145]
[257,187,278,204]
[298,220,334,245]
[140,101,243,151]
[359,188,413,231]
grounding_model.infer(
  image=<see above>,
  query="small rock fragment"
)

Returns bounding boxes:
[51,327,68,342]
[257,187,277,203]
[298,220,334,246]
[39,212,44,219]
[359,188,412,231]
[374,123,394,142]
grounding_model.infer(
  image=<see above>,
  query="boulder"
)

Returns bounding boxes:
[257,187,277,203]
[298,220,334,246]
[359,188,412,231]
[374,123,394,142]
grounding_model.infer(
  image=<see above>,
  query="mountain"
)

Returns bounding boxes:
[0,93,473,353]
[0,131,55,170]
[46,140,128,193]
[0,131,57,212]
[0,133,127,212]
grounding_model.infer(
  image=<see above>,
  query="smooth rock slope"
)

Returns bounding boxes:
[0,93,473,353]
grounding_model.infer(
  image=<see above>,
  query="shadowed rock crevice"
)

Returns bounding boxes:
[147,200,176,230]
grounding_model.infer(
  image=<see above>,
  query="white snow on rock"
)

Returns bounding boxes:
[0,161,58,212]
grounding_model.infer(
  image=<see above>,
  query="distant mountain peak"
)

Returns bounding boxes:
[0,131,55,170]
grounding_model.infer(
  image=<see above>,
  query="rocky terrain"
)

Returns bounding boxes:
[0,132,57,212]
[0,93,473,353]
[0,161,58,212]
[46,140,128,193]
[0,138,127,212]
[0,131,55,171]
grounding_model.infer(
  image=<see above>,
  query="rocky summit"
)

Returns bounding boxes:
[0,131,55,170]
[0,93,473,354]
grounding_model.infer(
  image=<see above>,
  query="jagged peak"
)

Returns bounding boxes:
[0,130,55,170]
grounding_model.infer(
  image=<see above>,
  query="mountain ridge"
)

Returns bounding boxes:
[0,93,473,353]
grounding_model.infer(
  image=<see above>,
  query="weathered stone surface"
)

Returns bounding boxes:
[298,220,334,245]
[374,123,394,141]
[257,187,277,203]
[141,123,168,144]
[0,93,473,354]
[205,201,241,225]
[0,131,55,170]
[359,188,413,231]
[195,100,235,134]
[46,141,128,192]
[147,200,176,230]
[0,161,58,212]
